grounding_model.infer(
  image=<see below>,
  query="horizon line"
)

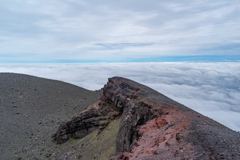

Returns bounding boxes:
[1,55,240,63]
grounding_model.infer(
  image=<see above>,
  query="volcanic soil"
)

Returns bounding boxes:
[0,73,102,159]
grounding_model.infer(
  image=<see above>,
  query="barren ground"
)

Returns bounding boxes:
[0,73,102,159]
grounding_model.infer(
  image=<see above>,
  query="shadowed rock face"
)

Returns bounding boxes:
[53,77,240,160]
[103,77,165,153]
[52,95,121,144]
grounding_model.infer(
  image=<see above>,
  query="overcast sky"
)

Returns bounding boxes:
[1,0,240,62]
[1,62,240,131]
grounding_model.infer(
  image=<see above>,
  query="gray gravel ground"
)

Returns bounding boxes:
[0,73,102,160]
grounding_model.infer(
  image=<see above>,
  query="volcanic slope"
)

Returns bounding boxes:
[0,73,102,159]
[54,77,240,160]
[2,74,240,160]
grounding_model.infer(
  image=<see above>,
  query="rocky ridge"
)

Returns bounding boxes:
[53,77,240,160]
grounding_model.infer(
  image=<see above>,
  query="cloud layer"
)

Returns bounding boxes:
[1,62,240,131]
[1,0,240,62]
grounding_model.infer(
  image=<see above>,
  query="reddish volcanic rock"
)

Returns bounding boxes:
[53,77,240,160]
[105,77,240,160]
[114,106,194,160]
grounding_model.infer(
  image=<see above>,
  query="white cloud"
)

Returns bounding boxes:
[1,62,240,131]
[1,0,240,61]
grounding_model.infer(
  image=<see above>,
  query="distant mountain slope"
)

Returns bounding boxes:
[0,73,102,159]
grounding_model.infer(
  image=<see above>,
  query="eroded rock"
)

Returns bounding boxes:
[52,95,121,144]
[53,77,240,160]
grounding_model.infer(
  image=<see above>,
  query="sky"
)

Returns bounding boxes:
[1,62,240,132]
[1,0,240,63]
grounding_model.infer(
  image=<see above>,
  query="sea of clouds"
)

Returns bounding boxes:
[1,62,240,131]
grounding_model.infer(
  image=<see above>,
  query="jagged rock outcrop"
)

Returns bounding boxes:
[52,95,121,144]
[53,77,240,160]
[103,77,165,152]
